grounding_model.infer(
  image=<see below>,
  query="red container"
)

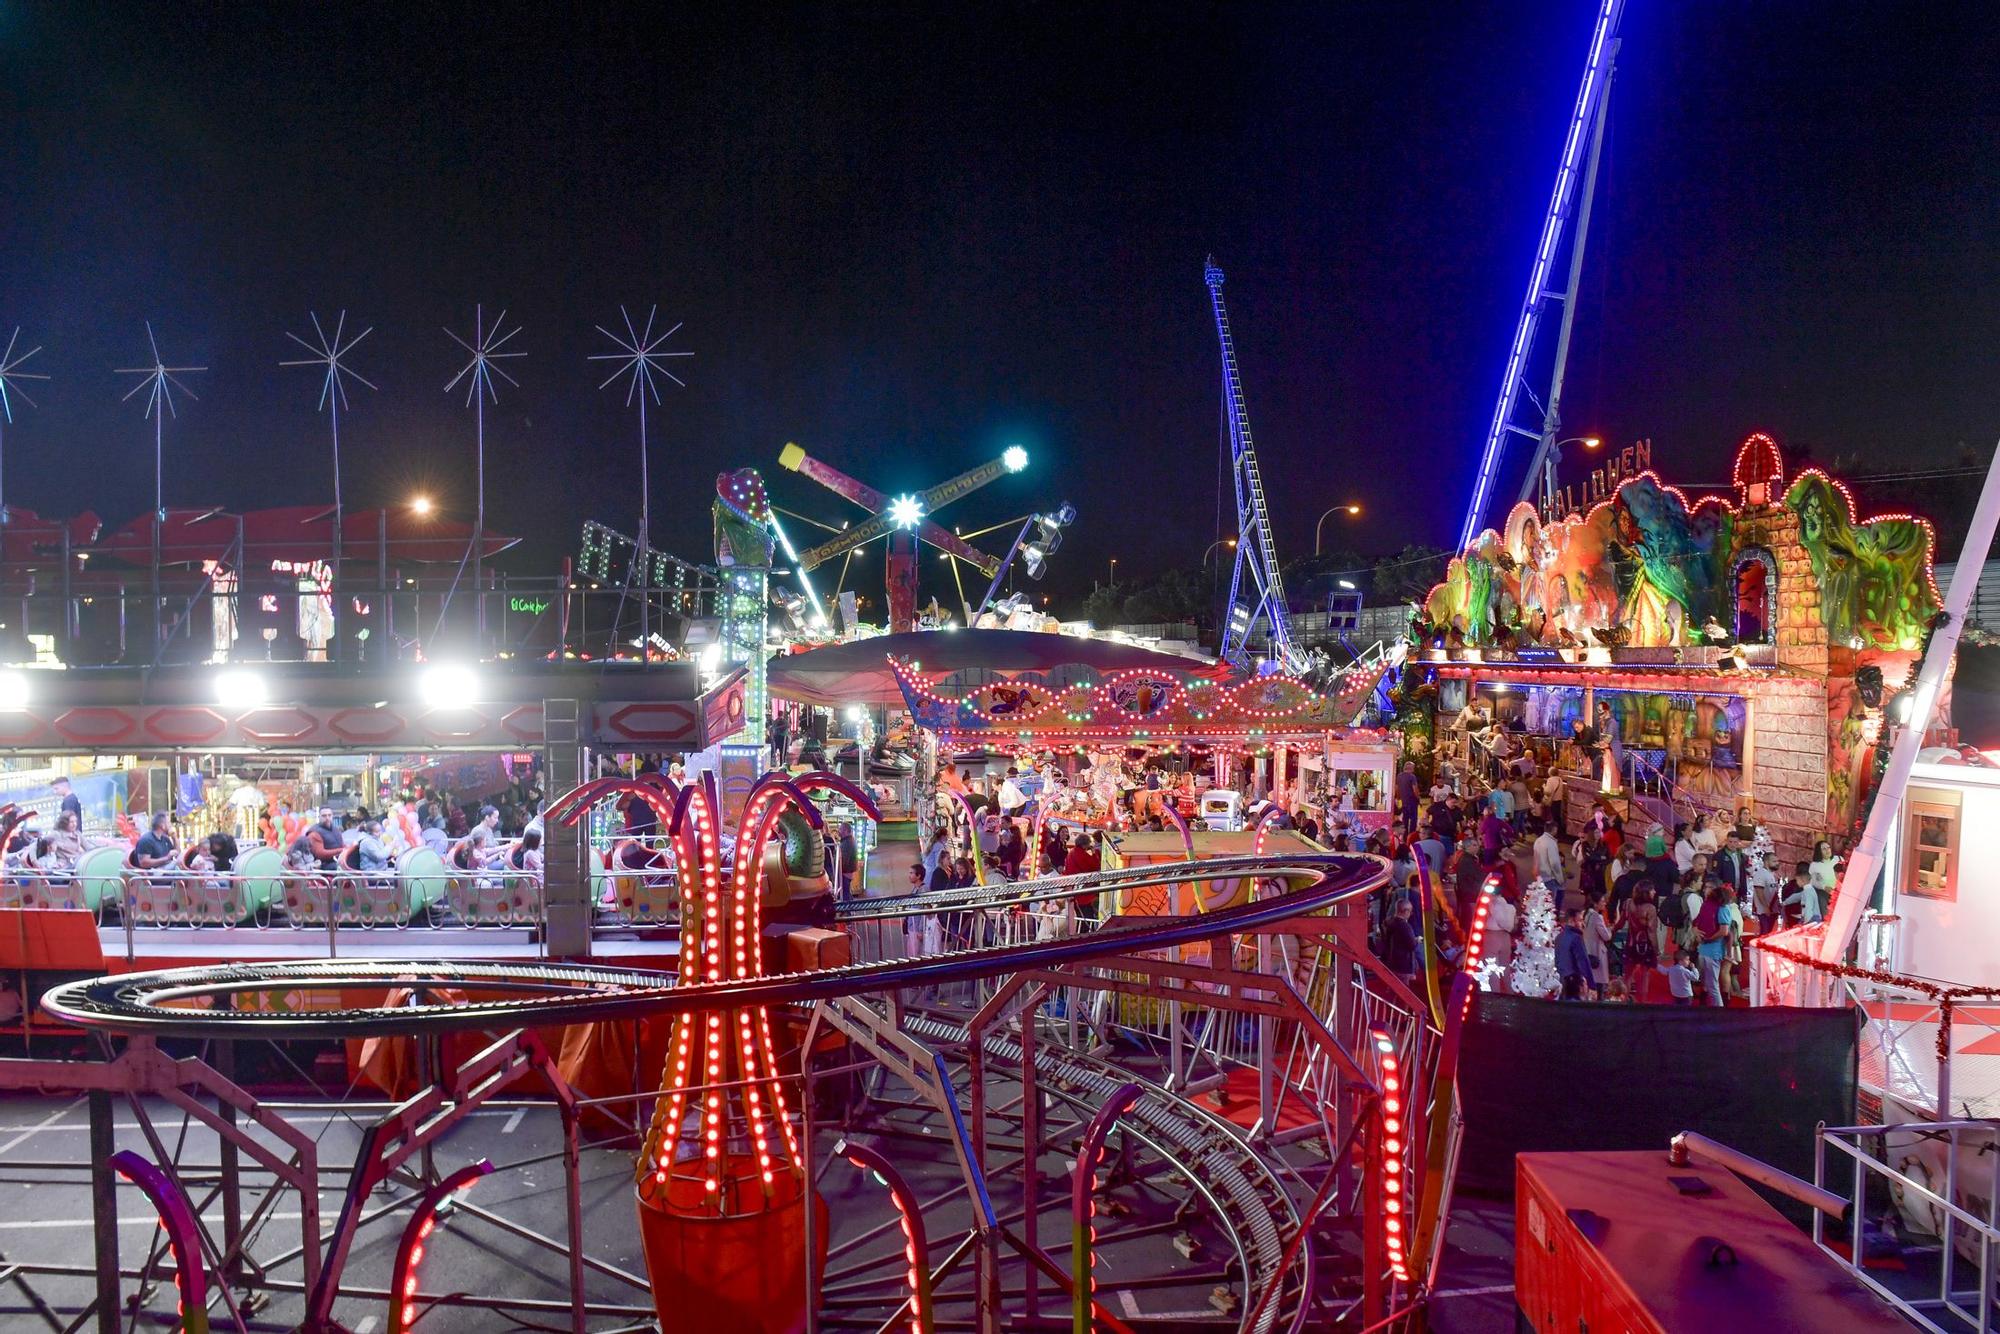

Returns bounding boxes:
[1516,1150,1909,1334]
[637,1167,828,1334]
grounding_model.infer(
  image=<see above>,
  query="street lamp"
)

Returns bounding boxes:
[1202,538,1237,565]
[1109,557,1118,586]
[410,494,433,516]
[1314,503,1363,555]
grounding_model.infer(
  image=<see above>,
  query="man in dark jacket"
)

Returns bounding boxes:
[1381,896,1422,984]
[1556,908,1594,1000]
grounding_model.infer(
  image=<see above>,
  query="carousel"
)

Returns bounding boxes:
[889,652,1395,844]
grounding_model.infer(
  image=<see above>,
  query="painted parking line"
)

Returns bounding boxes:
[0,1102,82,1156]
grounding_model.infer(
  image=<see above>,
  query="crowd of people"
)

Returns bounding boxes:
[1374,742,1852,1008]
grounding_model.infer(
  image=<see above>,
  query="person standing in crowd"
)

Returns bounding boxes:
[1573,826,1610,908]
[1478,798,1507,861]
[1381,895,1421,986]
[1581,890,1613,992]
[1396,761,1420,835]
[1748,850,1781,936]
[1808,838,1841,910]
[1482,879,1518,984]
[1783,860,1824,924]
[1542,767,1567,837]
[1665,948,1700,1006]
[1694,882,1741,1006]
[51,776,83,828]
[1619,887,1660,1000]
[1713,830,1746,895]
[1532,819,1563,886]
[1556,908,1594,1000]
[1645,831,1678,898]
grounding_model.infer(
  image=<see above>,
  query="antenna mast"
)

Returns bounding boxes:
[590,304,690,658]
[282,311,376,663]
[115,323,205,658]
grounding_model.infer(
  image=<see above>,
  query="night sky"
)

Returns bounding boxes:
[3,3,1997,607]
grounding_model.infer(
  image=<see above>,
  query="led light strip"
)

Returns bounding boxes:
[837,1140,933,1334]
[108,1151,211,1334]
[1370,1026,1411,1284]
[1071,1082,1145,1334]
[390,1160,493,1333]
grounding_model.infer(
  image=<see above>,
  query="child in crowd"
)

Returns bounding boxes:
[1663,949,1699,1006]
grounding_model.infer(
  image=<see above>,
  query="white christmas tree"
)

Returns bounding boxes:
[1508,881,1560,999]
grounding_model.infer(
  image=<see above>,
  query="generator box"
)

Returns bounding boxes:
[1516,1149,1908,1334]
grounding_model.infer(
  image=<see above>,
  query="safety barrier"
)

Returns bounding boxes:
[1817,1119,2000,1333]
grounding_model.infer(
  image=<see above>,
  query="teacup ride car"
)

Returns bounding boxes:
[282,843,447,928]
[442,836,536,926]
[603,836,676,923]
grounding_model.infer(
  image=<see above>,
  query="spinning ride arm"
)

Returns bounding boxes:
[780,442,1007,575]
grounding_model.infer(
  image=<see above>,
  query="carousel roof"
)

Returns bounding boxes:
[766,628,1224,708]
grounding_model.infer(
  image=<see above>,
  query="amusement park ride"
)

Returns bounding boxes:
[776,440,1035,633]
[0,7,1982,1334]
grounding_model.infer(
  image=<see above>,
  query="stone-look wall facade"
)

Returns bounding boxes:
[1734,503,1830,677]
[1748,685,1831,869]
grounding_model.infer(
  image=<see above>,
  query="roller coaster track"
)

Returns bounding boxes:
[42,854,1385,1039]
[903,1010,1315,1334]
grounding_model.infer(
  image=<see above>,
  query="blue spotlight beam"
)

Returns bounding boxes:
[1456,0,1625,552]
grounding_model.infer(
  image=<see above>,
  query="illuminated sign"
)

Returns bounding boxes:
[1541,439,1656,522]
[509,596,551,615]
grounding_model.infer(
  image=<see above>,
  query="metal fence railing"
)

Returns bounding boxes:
[1818,1120,2000,1334]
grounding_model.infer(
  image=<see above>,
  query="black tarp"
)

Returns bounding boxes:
[1455,992,1857,1198]
[1951,642,2000,749]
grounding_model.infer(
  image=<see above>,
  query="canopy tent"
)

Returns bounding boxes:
[766,628,1224,708]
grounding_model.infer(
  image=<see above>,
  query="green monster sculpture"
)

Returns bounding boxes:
[1788,473,1938,650]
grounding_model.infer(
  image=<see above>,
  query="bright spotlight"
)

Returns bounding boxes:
[887,495,925,530]
[419,663,479,708]
[411,495,434,516]
[0,673,27,712]
[1002,445,1028,473]
[1337,579,1357,590]
[215,669,267,706]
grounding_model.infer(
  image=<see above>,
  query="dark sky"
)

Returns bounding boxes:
[2,2,1997,609]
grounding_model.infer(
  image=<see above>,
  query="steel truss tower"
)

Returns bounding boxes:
[1207,259,1307,674]
[1457,0,1625,550]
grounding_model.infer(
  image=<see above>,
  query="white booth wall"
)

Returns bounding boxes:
[1890,761,2000,987]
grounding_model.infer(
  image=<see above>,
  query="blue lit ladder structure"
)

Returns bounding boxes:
[1456,0,1626,551]
[1206,259,1308,674]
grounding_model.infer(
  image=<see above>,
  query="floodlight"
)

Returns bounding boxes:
[419,663,479,707]
[215,669,267,706]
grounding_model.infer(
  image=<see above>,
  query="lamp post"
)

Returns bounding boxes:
[1314,503,1363,555]
[1202,538,1237,565]
[1108,556,1118,587]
